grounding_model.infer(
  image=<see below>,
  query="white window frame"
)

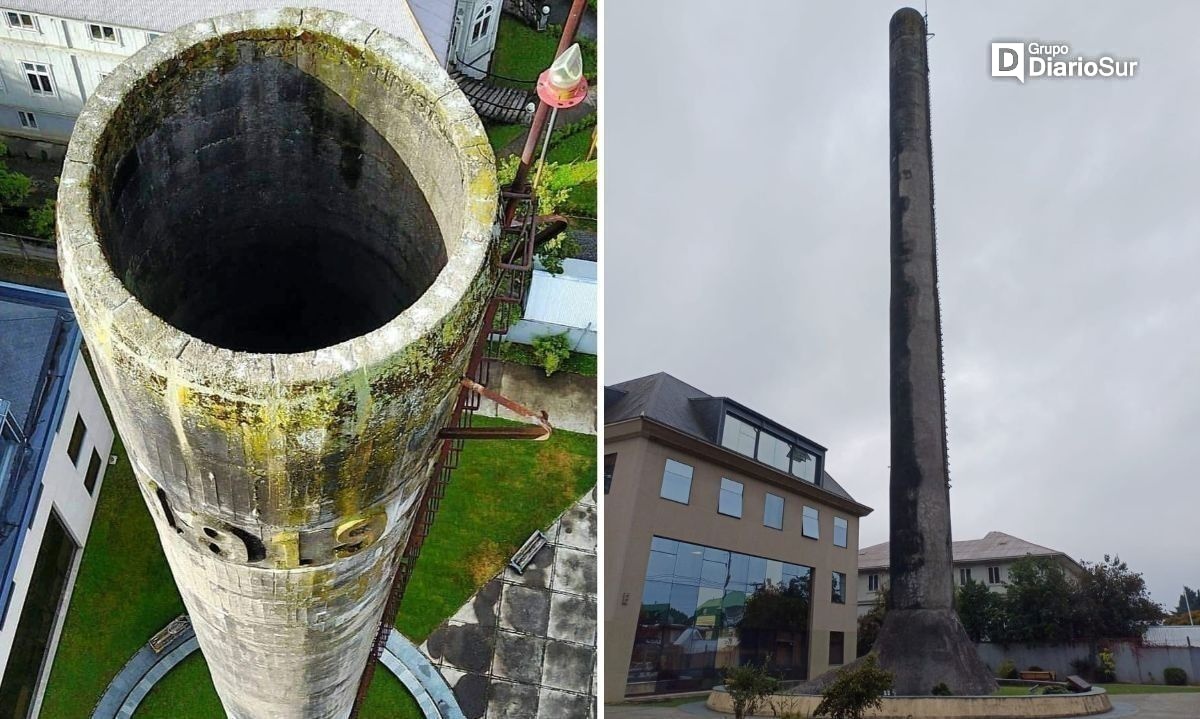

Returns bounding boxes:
[17,110,37,129]
[469,3,493,44]
[21,61,55,96]
[5,12,37,32]
[959,567,972,586]
[987,566,1002,584]
[868,573,879,592]
[88,23,120,44]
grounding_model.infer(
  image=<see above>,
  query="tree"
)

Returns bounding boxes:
[0,142,32,214]
[814,654,895,719]
[723,661,779,719]
[1073,555,1163,640]
[857,588,886,656]
[1175,587,1200,617]
[955,580,1004,642]
[1002,556,1077,644]
[530,332,571,376]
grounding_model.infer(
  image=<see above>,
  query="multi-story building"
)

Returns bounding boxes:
[0,0,500,149]
[856,531,1085,616]
[604,372,872,700]
[0,281,113,718]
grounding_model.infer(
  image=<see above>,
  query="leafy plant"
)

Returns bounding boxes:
[956,579,1004,642]
[0,142,32,213]
[724,661,780,719]
[530,332,571,376]
[535,230,581,275]
[997,659,1018,680]
[856,587,886,656]
[26,197,54,239]
[1097,648,1116,683]
[497,155,597,217]
[814,654,894,719]
[1163,667,1187,686]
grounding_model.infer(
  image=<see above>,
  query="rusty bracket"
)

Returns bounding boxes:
[438,378,552,441]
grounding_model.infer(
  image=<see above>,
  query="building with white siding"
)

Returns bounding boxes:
[0,0,500,147]
[0,281,113,718]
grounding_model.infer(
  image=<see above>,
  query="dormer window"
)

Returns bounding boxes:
[720,412,821,485]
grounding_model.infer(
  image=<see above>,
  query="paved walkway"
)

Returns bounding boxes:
[604,693,1200,719]
[92,619,463,719]
[476,361,596,434]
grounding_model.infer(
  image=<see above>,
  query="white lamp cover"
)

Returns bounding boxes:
[548,44,584,91]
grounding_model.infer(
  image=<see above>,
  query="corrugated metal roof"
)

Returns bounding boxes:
[3,0,452,64]
[523,260,596,329]
[859,531,1070,570]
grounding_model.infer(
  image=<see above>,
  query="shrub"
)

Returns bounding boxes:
[1164,667,1187,686]
[1031,685,1070,695]
[931,682,952,696]
[814,654,895,719]
[530,332,571,376]
[724,661,780,719]
[997,659,1018,680]
[1097,648,1116,683]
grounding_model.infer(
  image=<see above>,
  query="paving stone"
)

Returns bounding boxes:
[504,544,555,589]
[535,687,590,719]
[492,631,546,685]
[547,593,596,646]
[428,622,495,673]
[487,680,540,719]
[540,640,593,694]
[499,584,551,636]
[554,505,596,551]
[454,672,490,719]
[551,546,596,596]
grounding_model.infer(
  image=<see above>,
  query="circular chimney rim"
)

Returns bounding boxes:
[56,7,497,385]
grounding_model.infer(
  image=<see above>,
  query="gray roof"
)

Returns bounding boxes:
[605,372,857,503]
[0,299,59,429]
[858,531,1072,571]
[4,0,456,64]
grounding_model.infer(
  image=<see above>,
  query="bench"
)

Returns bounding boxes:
[1019,670,1057,682]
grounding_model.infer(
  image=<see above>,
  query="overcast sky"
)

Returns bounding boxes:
[604,1,1200,609]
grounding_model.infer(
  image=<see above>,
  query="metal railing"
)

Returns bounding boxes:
[0,231,55,263]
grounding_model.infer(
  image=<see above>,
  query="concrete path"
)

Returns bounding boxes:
[477,361,596,434]
[604,693,1200,719]
[92,619,464,718]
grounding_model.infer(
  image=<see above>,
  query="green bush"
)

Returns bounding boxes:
[814,654,895,719]
[723,661,780,719]
[1097,648,1116,683]
[997,659,1018,680]
[1164,667,1187,686]
[931,682,952,696]
[530,332,571,376]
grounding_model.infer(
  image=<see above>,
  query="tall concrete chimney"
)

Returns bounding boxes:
[56,8,497,718]
[870,7,996,695]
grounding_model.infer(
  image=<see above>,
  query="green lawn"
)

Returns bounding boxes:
[492,16,598,85]
[41,416,596,717]
[547,128,595,165]
[486,123,526,158]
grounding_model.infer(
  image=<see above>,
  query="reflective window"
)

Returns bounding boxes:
[831,572,846,604]
[829,631,845,665]
[756,432,790,472]
[833,517,848,548]
[660,459,692,504]
[66,415,86,466]
[718,478,743,518]
[763,493,784,530]
[629,535,814,696]
[604,453,617,494]
[802,505,819,539]
[790,446,817,483]
[720,414,757,457]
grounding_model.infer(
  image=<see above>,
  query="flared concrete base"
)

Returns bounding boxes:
[705,687,1113,718]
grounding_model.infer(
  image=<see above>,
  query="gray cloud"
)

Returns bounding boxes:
[604,0,1200,608]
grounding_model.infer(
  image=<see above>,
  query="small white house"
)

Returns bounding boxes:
[0,281,113,718]
[0,0,496,149]
[507,257,597,355]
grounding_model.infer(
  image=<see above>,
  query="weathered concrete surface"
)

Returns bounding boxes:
[423,490,597,719]
[476,361,597,434]
[57,8,496,719]
[868,7,996,696]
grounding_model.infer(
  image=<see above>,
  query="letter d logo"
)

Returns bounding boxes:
[991,42,1025,83]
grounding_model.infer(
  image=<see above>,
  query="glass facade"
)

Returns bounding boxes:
[721,412,822,486]
[720,414,757,457]
[627,536,813,695]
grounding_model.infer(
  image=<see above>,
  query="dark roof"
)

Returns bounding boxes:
[569,229,597,262]
[858,531,1077,571]
[605,372,857,503]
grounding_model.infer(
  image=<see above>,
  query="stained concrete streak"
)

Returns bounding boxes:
[423,490,598,718]
[475,361,597,434]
